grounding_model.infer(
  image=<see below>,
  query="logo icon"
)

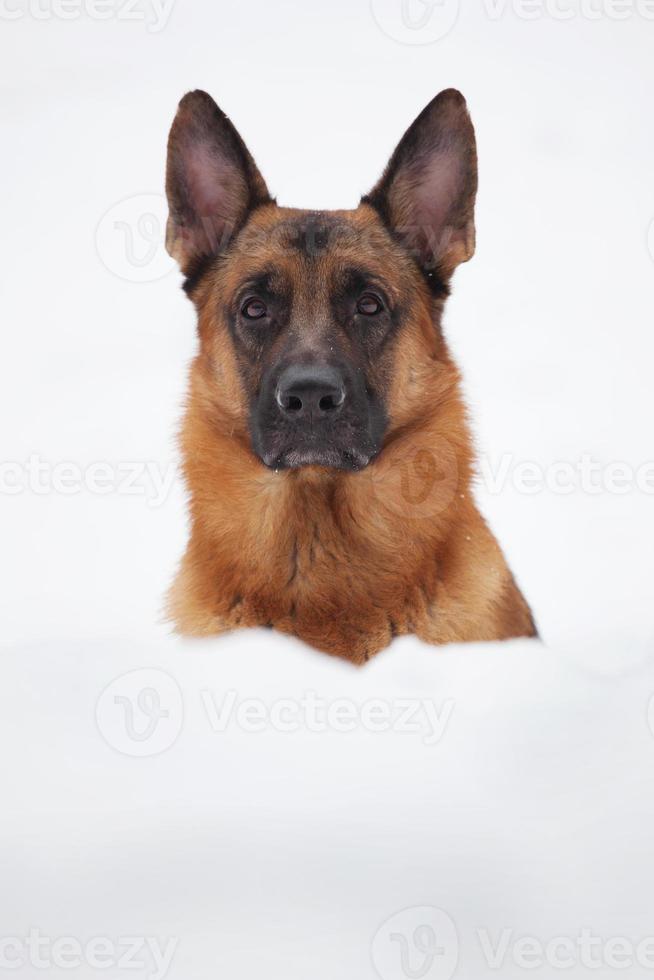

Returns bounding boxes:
[370,0,460,45]
[371,907,459,980]
[366,439,459,520]
[95,193,174,283]
[96,668,184,757]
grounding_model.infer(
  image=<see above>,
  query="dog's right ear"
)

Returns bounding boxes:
[165,90,271,274]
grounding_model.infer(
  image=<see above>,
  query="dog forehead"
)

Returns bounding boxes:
[229,206,404,296]
[241,207,387,258]
[281,212,359,256]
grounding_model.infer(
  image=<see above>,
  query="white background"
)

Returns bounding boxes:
[1,0,654,977]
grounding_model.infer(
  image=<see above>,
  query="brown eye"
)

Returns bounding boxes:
[356,292,383,316]
[241,298,267,320]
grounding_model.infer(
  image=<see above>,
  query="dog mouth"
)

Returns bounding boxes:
[260,441,374,472]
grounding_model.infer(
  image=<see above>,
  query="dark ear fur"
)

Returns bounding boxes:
[364,89,477,278]
[165,90,271,274]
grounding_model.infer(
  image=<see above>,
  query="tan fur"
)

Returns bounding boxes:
[167,203,536,662]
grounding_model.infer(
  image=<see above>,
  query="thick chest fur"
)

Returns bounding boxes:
[169,459,536,662]
[253,500,440,662]
[226,479,434,660]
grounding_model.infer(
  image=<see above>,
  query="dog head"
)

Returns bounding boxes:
[165,89,477,471]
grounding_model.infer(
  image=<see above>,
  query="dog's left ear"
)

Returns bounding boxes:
[364,89,477,277]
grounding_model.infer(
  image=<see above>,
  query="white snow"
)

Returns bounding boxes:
[2,633,654,978]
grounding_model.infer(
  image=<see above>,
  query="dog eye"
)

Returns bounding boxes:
[356,293,383,316]
[241,298,267,320]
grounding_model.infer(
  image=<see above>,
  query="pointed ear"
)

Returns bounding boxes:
[364,89,477,278]
[165,90,271,274]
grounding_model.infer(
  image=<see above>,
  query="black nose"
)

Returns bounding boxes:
[276,365,346,419]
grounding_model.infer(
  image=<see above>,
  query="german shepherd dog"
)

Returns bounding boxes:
[165,89,536,663]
